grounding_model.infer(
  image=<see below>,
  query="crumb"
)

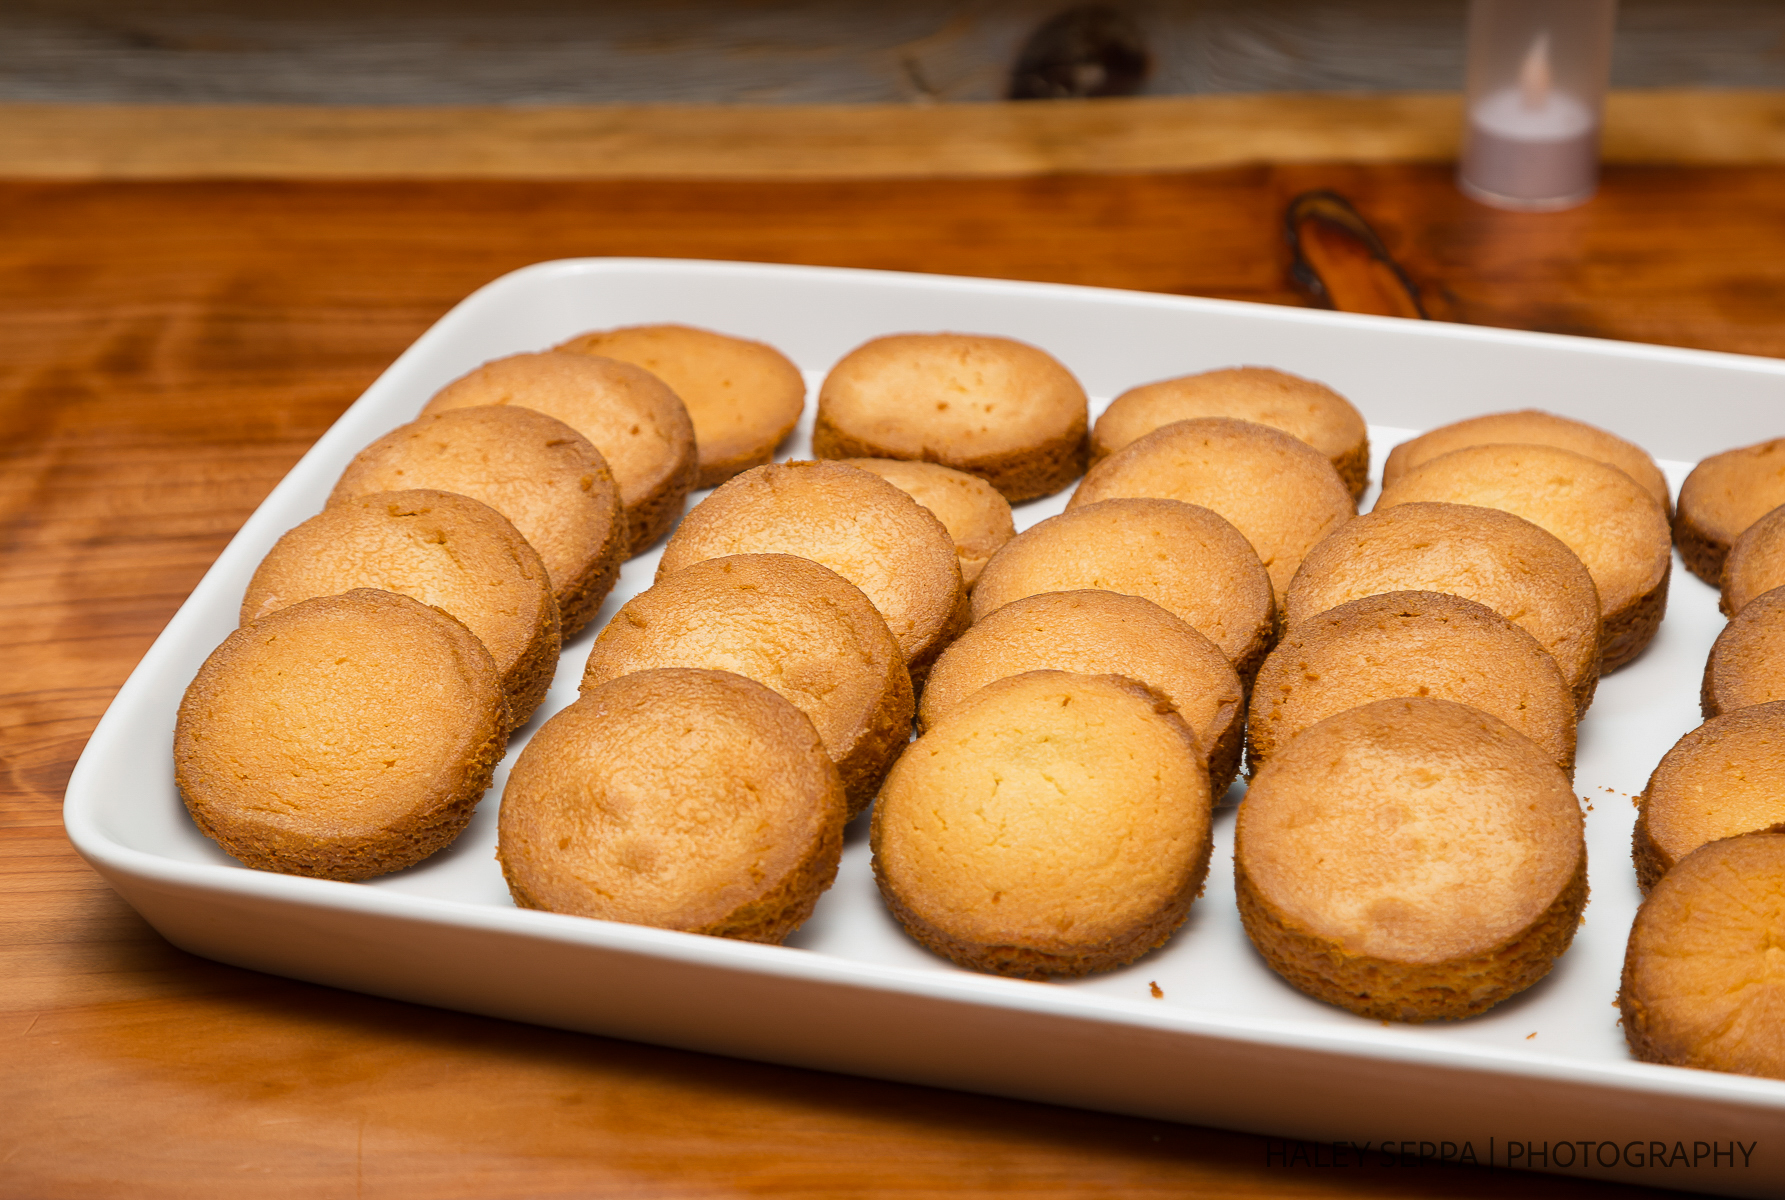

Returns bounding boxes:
[1149,981,1163,999]
[1526,1032,1537,1040]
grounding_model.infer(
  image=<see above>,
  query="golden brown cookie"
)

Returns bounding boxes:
[814,333,1089,503]
[1620,831,1785,1080]
[1633,703,1785,893]
[920,590,1245,797]
[329,405,625,637]
[1092,367,1370,498]
[580,553,912,817]
[1719,503,1785,616]
[841,458,1015,588]
[1676,437,1785,585]
[1247,591,1578,777]
[1284,501,1603,714]
[971,498,1274,684]
[1374,444,1671,673]
[1236,697,1587,1023]
[872,670,1212,979]
[423,350,698,555]
[556,323,805,489]
[498,668,846,944]
[1701,585,1785,718]
[243,489,560,731]
[1071,417,1355,603]
[656,460,967,685]
[174,589,508,881]
[1383,410,1671,516]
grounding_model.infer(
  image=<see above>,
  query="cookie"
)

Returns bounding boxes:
[498,668,846,944]
[1071,417,1355,603]
[1701,585,1785,718]
[971,498,1274,684]
[1620,831,1785,1080]
[872,670,1212,979]
[1236,697,1587,1023]
[841,458,1015,588]
[1382,410,1671,516]
[423,350,697,555]
[243,489,559,730]
[1092,367,1370,498]
[920,590,1245,797]
[174,589,508,881]
[1247,591,1578,777]
[556,323,805,489]
[1633,703,1785,893]
[1676,437,1785,585]
[814,333,1089,503]
[1284,501,1603,714]
[1718,503,1785,616]
[656,460,967,685]
[1374,443,1671,672]
[329,405,625,637]
[580,553,912,817]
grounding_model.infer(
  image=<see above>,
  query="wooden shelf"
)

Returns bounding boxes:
[5,89,1785,179]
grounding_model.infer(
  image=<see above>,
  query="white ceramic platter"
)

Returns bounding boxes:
[64,259,1785,1197]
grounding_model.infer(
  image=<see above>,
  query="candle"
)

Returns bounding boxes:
[1457,1,1616,211]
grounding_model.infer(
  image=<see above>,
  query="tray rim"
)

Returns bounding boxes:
[68,815,1785,1113]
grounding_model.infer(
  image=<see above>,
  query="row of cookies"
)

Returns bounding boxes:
[1623,700,1785,1083]
[174,323,814,879]
[175,412,619,877]
[850,353,1355,976]
[1237,410,1676,818]
[1310,422,1782,1071]
[1637,458,1785,893]
[1158,409,1670,1022]
[1223,410,1669,1023]
[1617,447,1785,1081]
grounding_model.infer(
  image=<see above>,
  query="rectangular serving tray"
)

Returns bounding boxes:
[64,259,1785,1196]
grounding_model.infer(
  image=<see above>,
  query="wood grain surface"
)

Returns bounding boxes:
[7,1,1785,105]
[8,90,1785,180]
[4,166,1763,1198]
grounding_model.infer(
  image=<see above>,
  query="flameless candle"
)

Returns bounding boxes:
[1459,0,1617,211]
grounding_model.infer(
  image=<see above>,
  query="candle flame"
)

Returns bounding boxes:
[1518,32,1553,111]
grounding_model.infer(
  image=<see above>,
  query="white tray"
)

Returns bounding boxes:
[64,259,1785,1196]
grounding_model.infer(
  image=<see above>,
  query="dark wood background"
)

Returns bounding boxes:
[7,163,1771,1197]
[7,0,1785,106]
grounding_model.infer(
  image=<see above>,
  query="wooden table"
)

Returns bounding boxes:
[7,157,1777,1198]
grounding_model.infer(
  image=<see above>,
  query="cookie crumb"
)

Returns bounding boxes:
[1149,981,1164,999]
